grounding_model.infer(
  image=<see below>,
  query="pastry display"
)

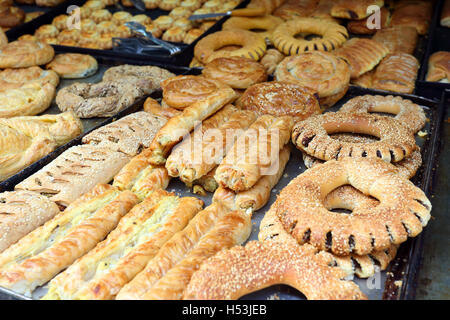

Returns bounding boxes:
[426,51,450,83]
[391,0,432,35]
[46,54,98,79]
[331,0,384,20]
[372,26,418,55]
[0,6,25,29]
[0,40,54,69]
[222,15,284,45]
[275,52,350,108]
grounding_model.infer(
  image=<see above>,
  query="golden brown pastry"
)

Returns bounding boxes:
[153,15,174,31]
[222,15,284,44]
[143,97,181,118]
[331,0,384,20]
[24,11,44,23]
[162,26,186,42]
[0,6,25,28]
[52,14,69,31]
[83,0,106,11]
[0,184,139,296]
[144,0,160,9]
[159,0,180,10]
[311,0,338,21]
[56,29,80,44]
[46,53,98,79]
[372,26,418,55]
[0,27,7,48]
[391,0,432,35]
[259,48,285,75]
[0,40,54,68]
[183,28,203,44]
[172,17,192,31]
[347,6,391,34]
[111,11,132,25]
[91,9,112,23]
[273,0,319,20]
[0,66,59,90]
[35,0,65,6]
[169,7,192,19]
[441,0,450,27]
[426,51,450,83]
[34,24,59,41]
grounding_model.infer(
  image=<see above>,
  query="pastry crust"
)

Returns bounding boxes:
[334,38,389,79]
[259,48,285,75]
[184,240,366,300]
[237,81,321,120]
[215,115,294,192]
[372,26,418,55]
[0,184,138,296]
[347,7,390,34]
[194,29,267,64]
[0,28,7,48]
[331,0,384,20]
[91,9,112,23]
[15,145,131,207]
[0,6,25,28]
[371,53,419,94]
[272,18,349,55]
[426,51,450,83]
[275,52,350,108]
[273,0,319,20]
[162,26,186,43]
[222,15,284,44]
[46,54,98,79]
[82,112,167,156]
[202,57,267,89]
[0,66,59,90]
[0,191,60,253]
[391,0,432,35]
[0,40,54,69]
[43,191,202,300]
[35,24,59,40]
[292,112,417,163]
[52,14,69,30]
[143,97,181,118]
[153,15,174,31]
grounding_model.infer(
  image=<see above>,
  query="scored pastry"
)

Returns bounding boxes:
[162,26,186,43]
[222,15,284,45]
[43,191,203,300]
[275,52,350,108]
[426,51,450,83]
[372,26,418,55]
[46,53,98,79]
[0,184,139,296]
[0,40,54,69]
[0,66,59,90]
[331,0,384,20]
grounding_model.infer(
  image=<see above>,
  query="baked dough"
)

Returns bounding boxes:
[331,0,384,20]
[372,26,418,55]
[441,0,450,27]
[0,27,7,47]
[46,53,98,79]
[43,191,203,300]
[222,15,284,44]
[259,48,285,75]
[275,52,350,108]
[347,7,390,34]
[426,51,450,83]
[391,0,432,35]
[162,26,186,43]
[0,6,25,28]
[0,190,60,253]
[15,145,131,207]
[273,0,319,20]
[143,97,181,118]
[0,184,138,296]
[202,57,268,89]
[0,40,54,68]
[0,66,59,90]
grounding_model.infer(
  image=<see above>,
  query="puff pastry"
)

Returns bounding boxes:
[259,49,285,75]
[391,0,432,35]
[43,191,203,300]
[426,51,450,83]
[82,112,167,156]
[372,26,418,55]
[0,184,139,296]
[15,145,131,207]
[215,115,294,192]
[0,40,54,69]
[331,0,384,20]
[46,54,98,79]
[222,15,284,45]
[0,66,59,91]
[273,0,319,20]
[347,6,391,34]
[0,191,60,253]
[143,97,181,119]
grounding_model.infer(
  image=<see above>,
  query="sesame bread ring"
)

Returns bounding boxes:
[194,29,267,64]
[222,15,284,44]
[275,52,351,108]
[292,112,417,163]
[0,40,54,68]
[272,18,348,55]
[202,57,268,89]
[46,54,98,79]
[339,95,426,134]
[184,240,367,300]
[272,157,432,256]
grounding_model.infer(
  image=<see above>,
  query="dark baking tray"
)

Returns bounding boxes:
[0,85,444,300]
[0,53,190,193]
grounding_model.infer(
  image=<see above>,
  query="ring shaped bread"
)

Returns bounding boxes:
[339,95,426,134]
[222,15,284,44]
[0,40,54,68]
[202,57,268,89]
[194,29,267,64]
[0,66,59,90]
[183,240,367,300]
[272,157,432,256]
[46,53,98,79]
[161,75,228,109]
[275,52,350,108]
[237,81,321,121]
[292,112,417,163]
[272,18,349,55]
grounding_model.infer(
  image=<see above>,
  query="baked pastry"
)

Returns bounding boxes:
[270,157,431,255]
[0,82,55,118]
[334,38,389,78]
[371,53,419,94]
[161,75,228,109]
[0,6,25,28]
[169,7,192,19]
[159,0,180,10]
[339,95,426,134]
[275,52,350,108]
[180,0,201,11]
[52,14,69,31]
[202,57,267,89]
[273,0,319,20]
[82,112,167,156]
[35,24,59,40]
[24,11,45,23]
[172,17,192,31]
[200,20,215,32]
[166,105,257,185]
[15,145,131,207]
[35,0,65,6]
[46,53,98,79]
[311,0,338,21]
[0,66,59,90]
[117,207,251,300]
[426,51,450,83]
[347,6,391,35]
[222,15,284,44]
[272,18,349,55]
[143,0,160,9]
[143,97,181,118]
[91,9,112,23]
[0,27,7,48]
[215,115,294,192]
[259,48,284,75]
[128,14,152,25]
[111,11,132,25]
[147,87,237,165]
[194,29,267,64]
[184,240,366,300]
[331,0,384,20]
[153,15,174,31]
[43,191,203,300]
[162,26,186,42]
[0,184,138,296]
[0,40,54,68]
[144,23,162,38]
[441,0,450,27]
[183,28,203,44]
[236,81,321,120]
[83,0,105,11]
[80,19,97,32]
[372,26,418,55]
[78,30,102,49]
[190,167,219,195]
[391,0,432,35]
[57,29,80,44]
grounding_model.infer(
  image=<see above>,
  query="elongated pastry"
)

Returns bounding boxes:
[143,97,181,119]
[334,38,389,79]
[215,115,294,192]
[119,209,252,300]
[391,0,432,35]
[331,0,384,20]
[0,184,139,296]
[442,0,450,27]
[82,112,167,156]
[371,53,419,94]
[191,167,219,195]
[0,191,60,253]
[146,87,237,165]
[43,190,203,300]
[347,6,390,35]
[166,105,257,185]
[15,145,130,207]
[372,26,418,55]
[426,51,450,83]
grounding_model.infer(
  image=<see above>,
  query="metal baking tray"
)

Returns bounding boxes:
[0,53,190,193]
[0,85,444,300]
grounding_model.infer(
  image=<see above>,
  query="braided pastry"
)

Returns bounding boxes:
[259,48,284,75]
[272,18,348,55]
[222,15,283,44]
